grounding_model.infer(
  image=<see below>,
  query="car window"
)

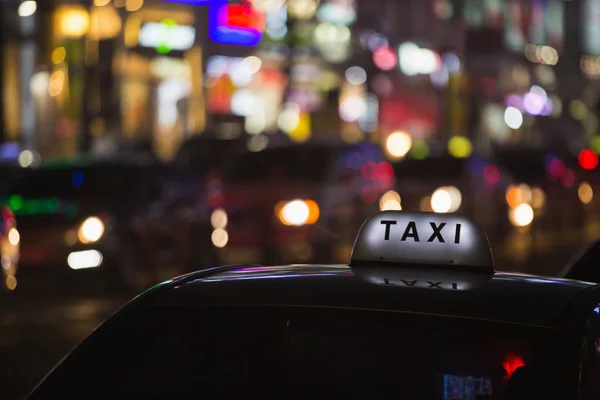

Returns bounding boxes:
[30,306,559,399]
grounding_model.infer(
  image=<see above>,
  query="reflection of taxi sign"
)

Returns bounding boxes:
[350,211,494,271]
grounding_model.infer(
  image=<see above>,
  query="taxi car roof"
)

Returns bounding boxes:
[146,264,596,329]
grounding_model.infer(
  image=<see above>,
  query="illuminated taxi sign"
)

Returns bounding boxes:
[350,211,494,270]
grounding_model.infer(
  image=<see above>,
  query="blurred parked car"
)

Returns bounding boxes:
[0,153,215,292]
[0,206,19,291]
[212,141,386,265]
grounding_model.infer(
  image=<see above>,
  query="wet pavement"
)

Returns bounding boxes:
[1,291,132,400]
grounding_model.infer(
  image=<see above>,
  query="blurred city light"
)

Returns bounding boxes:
[578,149,599,170]
[398,42,440,76]
[8,228,20,246]
[211,228,228,248]
[5,276,17,291]
[51,47,66,65]
[504,106,523,129]
[385,131,412,159]
[211,208,228,229]
[280,200,310,226]
[78,217,105,244]
[410,140,429,160]
[483,164,500,185]
[578,181,594,205]
[509,203,534,227]
[570,100,587,120]
[345,66,367,86]
[288,0,318,20]
[373,47,397,71]
[68,250,103,270]
[316,0,356,25]
[18,150,34,168]
[379,190,402,211]
[447,136,472,158]
[56,5,90,38]
[431,186,461,213]
[531,187,546,209]
[18,1,37,17]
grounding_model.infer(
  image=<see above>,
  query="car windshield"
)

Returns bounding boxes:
[30,306,558,399]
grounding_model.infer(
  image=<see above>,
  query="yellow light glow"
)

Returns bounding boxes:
[18,1,37,17]
[385,131,412,159]
[579,181,594,205]
[288,0,318,19]
[51,47,66,64]
[126,0,144,12]
[78,216,104,243]
[57,6,90,38]
[531,187,546,209]
[509,203,534,227]
[5,276,17,291]
[48,70,65,97]
[90,4,122,40]
[379,190,401,211]
[94,0,111,5]
[8,228,20,246]
[505,185,523,208]
[431,186,462,213]
[280,200,310,226]
[448,136,472,158]
[211,208,228,229]
[211,228,228,248]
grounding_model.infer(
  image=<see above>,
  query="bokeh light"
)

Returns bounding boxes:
[504,106,523,129]
[385,131,412,159]
[448,136,472,158]
[579,149,599,170]
[379,190,402,211]
[578,181,594,205]
[509,203,534,227]
[373,47,397,71]
[431,186,461,213]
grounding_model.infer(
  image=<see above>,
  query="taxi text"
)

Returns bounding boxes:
[380,220,462,244]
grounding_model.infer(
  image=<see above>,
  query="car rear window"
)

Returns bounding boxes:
[30,306,558,399]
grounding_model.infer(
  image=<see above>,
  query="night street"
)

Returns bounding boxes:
[1,291,131,400]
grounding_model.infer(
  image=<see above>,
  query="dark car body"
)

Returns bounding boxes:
[27,263,600,399]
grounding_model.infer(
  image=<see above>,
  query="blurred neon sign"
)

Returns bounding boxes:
[209,0,264,46]
[139,19,196,53]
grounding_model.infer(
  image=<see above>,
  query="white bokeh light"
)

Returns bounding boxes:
[504,106,523,129]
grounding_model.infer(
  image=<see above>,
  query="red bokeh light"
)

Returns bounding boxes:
[375,161,394,180]
[360,184,379,204]
[579,149,599,170]
[373,47,397,71]
[361,161,377,180]
[483,164,500,185]
[502,354,525,380]
[561,168,575,187]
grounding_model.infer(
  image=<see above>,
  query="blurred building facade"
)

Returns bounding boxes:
[2,0,600,271]
[0,0,596,160]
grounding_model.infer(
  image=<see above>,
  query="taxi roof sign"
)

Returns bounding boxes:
[350,211,494,271]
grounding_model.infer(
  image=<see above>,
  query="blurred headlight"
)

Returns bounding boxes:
[78,216,104,243]
[277,199,320,226]
[8,228,19,246]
